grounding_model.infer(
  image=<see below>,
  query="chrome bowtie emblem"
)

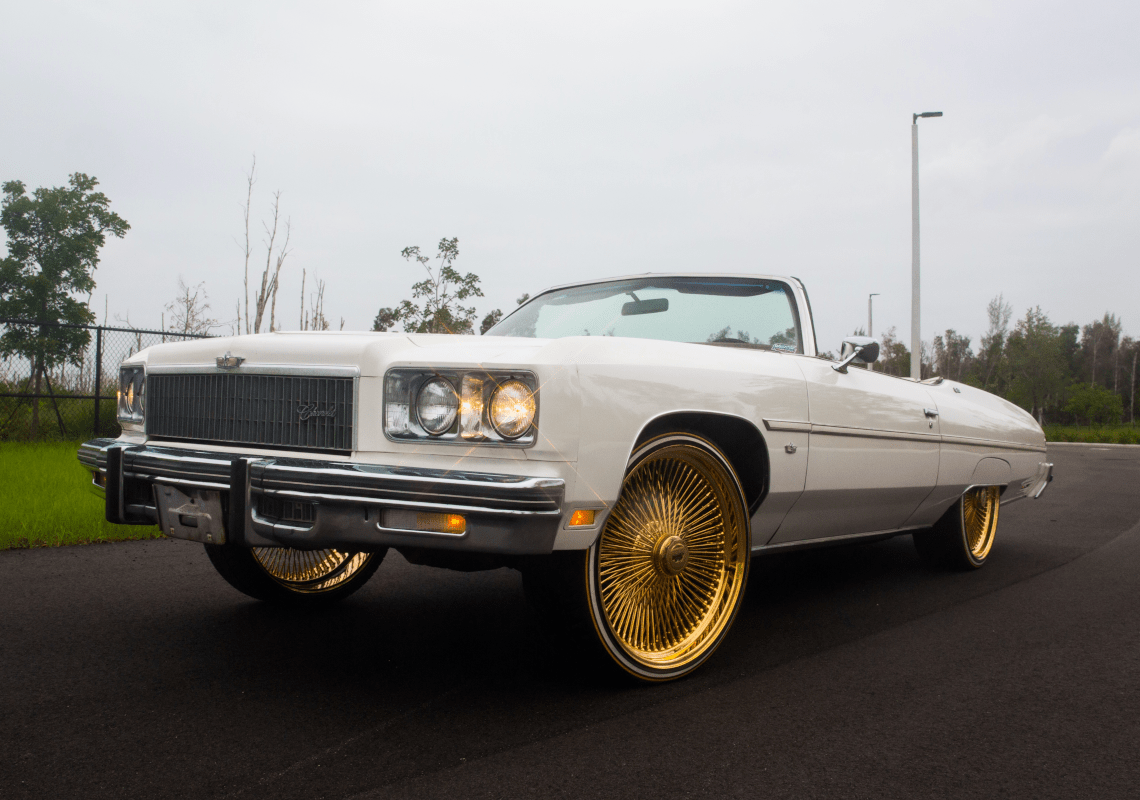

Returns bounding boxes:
[216,352,245,369]
[298,403,336,421]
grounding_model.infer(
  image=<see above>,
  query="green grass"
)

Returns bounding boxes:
[1044,424,1140,444]
[0,441,163,549]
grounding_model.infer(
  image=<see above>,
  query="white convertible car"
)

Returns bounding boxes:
[79,274,1052,681]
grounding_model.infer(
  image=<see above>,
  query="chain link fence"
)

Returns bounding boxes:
[0,319,211,441]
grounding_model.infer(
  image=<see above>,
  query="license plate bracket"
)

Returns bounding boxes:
[155,484,226,544]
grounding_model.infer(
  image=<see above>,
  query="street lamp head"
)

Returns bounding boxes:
[913,111,944,123]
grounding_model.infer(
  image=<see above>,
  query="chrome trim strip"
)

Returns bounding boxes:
[254,489,562,517]
[810,423,937,443]
[754,525,927,553]
[761,419,1045,452]
[352,375,360,452]
[940,433,1048,453]
[134,474,232,492]
[257,461,562,491]
[762,418,812,433]
[146,363,360,378]
[375,523,468,539]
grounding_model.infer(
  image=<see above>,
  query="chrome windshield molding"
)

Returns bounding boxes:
[940,433,1048,453]
[146,363,360,378]
[762,418,812,433]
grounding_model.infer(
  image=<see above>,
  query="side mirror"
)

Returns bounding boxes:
[833,336,880,373]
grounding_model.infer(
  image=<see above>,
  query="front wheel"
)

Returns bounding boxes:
[205,543,384,605]
[913,486,1000,570]
[584,434,752,681]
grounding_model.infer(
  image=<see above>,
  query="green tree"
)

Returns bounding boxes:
[970,294,1012,391]
[1064,383,1123,426]
[876,326,911,376]
[1002,307,1069,424]
[1080,312,1122,389]
[0,174,129,435]
[480,293,531,335]
[373,238,484,334]
[932,329,974,381]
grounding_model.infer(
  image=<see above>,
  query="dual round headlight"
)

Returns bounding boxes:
[488,379,536,439]
[414,377,535,439]
[415,378,460,435]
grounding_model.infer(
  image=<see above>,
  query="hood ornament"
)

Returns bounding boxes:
[216,352,245,369]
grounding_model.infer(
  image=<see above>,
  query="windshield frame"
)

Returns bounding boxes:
[486,273,812,355]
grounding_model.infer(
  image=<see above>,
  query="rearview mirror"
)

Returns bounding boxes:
[833,336,880,373]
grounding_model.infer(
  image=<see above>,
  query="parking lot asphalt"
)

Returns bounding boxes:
[2,445,1138,800]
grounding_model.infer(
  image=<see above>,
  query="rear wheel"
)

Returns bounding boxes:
[205,543,383,605]
[913,486,1000,570]
[578,434,751,682]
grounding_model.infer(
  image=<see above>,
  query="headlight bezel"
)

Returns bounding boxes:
[384,368,538,446]
[117,364,146,430]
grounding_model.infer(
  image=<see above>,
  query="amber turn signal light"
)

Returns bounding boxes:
[416,512,466,534]
[568,509,595,527]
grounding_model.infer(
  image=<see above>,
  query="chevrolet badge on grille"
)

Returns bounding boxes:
[298,403,336,420]
[216,352,245,369]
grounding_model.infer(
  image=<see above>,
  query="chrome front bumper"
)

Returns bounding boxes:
[78,438,566,555]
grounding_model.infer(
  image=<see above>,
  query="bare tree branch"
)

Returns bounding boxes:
[239,156,256,335]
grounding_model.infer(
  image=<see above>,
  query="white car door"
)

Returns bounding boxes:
[767,357,940,544]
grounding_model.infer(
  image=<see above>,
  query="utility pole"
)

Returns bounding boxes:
[912,111,943,380]
[868,293,879,371]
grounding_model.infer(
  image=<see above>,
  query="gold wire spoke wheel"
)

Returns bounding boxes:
[251,547,374,594]
[962,486,1000,561]
[590,437,749,678]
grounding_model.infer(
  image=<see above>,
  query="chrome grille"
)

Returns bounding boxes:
[146,373,354,452]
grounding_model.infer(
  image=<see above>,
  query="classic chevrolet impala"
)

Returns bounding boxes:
[79,274,1052,681]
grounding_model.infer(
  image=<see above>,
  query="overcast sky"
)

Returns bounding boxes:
[2,0,1138,353]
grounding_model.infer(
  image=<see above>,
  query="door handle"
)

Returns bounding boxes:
[924,408,939,418]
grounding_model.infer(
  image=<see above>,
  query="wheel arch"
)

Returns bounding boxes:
[632,411,770,515]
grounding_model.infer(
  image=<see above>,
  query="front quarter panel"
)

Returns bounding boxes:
[562,337,810,550]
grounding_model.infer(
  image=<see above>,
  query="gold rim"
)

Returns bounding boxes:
[962,486,1000,560]
[252,548,373,594]
[595,442,748,671]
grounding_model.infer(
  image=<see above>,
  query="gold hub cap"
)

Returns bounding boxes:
[252,547,372,594]
[653,534,690,576]
[962,486,1000,560]
[596,443,748,671]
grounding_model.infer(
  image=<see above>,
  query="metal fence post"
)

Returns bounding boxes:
[93,326,103,437]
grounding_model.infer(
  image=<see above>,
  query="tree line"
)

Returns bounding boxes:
[871,295,1137,426]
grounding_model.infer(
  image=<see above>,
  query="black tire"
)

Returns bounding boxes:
[524,433,752,683]
[913,486,1001,571]
[205,543,384,605]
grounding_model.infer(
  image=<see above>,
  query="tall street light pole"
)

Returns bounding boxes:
[868,293,879,371]
[911,110,942,380]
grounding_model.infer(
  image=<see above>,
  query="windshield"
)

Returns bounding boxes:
[486,276,803,352]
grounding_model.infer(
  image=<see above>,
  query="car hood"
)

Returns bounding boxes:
[130,331,555,376]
